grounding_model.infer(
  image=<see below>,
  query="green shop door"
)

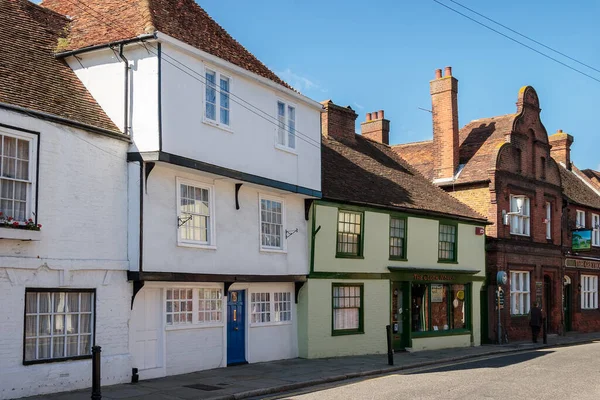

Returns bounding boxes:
[391,282,410,350]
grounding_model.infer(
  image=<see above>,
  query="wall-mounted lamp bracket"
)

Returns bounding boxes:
[177,215,192,227]
[286,228,299,239]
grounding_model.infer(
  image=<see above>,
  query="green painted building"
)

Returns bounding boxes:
[297,102,488,358]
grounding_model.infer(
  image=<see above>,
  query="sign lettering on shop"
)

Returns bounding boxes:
[413,274,456,282]
[565,258,600,270]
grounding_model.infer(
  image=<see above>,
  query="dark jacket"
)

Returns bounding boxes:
[529,306,543,327]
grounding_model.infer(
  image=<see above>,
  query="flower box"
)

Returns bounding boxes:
[0,227,41,241]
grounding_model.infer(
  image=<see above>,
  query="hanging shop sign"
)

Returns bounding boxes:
[572,229,592,252]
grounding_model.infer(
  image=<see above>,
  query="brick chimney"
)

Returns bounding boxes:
[430,66,459,181]
[321,100,358,143]
[549,129,574,170]
[360,110,390,145]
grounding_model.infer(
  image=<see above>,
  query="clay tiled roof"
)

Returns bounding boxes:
[559,165,600,210]
[41,0,291,89]
[393,114,515,184]
[582,169,600,189]
[0,0,120,133]
[322,135,486,222]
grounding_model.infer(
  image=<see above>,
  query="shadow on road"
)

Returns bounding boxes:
[405,350,555,374]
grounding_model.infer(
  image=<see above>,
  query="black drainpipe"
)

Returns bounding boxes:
[119,43,130,135]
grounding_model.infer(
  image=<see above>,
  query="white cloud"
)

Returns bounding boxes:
[353,102,364,110]
[275,68,324,93]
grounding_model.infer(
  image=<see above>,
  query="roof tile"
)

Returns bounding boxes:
[323,135,486,221]
[0,0,120,133]
[41,0,291,89]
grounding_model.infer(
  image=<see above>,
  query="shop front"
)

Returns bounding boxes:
[564,257,600,333]
[389,267,483,351]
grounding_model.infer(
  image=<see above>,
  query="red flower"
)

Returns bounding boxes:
[37,224,42,228]
[12,221,19,227]
[7,217,13,221]
[28,218,33,222]
[0,211,3,216]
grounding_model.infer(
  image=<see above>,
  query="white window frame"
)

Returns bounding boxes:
[576,210,586,229]
[176,177,216,249]
[593,214,600,247]
[24,290,95,364]
[275,99,297,152]
[250,290,293,327]
[0,127,38,224]
[581,275,598,310]
[203,66,232,131]
[164,285,224,330]
[509,195,530,236]
[510,271,531,315]
[258,193,286,252]
[545,202,552,240]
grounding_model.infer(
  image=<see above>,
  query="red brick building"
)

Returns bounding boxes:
[393,68,566,342]
[550,134,600,333]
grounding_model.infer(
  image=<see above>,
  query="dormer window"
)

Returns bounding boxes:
[509,195,530,236]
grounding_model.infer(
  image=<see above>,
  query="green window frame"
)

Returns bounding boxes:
[389,216,407,260]
[332,283,364,335]
[336,210,364,258]
[438,222,458,263]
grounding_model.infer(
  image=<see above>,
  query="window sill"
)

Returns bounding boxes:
[510,233,531,238]
[0,228,41,241]
[335,254,364,259]
[249,321,293,328]
[332,330,364,337]
[260,247,287,254]
[438,259,459,264]
[389,257,408,262]
[165,323,224,331]
[177,241,217,250]
[23,354,91,366]
[411,329,470,338]
[202,117,233,134]
[274,144,298,155]
[581,308,599,312]
[510,314,530,318]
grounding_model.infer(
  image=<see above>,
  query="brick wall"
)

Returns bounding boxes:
[321,100,358,143]
[430,67,459,180]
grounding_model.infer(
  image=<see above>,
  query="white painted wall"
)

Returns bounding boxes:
[129,282,297,380]
[0,110,131,399]
[67,44,159,152]
[160,41,321,192]
[140,163,309,276]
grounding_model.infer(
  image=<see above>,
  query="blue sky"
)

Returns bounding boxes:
[199,0,600,170]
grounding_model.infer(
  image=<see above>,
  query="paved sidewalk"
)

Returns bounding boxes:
[23,332,600,400]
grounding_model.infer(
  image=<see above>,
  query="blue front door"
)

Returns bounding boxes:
[227,290,246,365]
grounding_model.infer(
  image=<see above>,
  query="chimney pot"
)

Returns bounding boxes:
[373,111,379,119]
[558,129,563,133]
[378,110,384,119]
[366,113,372,121]
[435,69,442,79]
[444,66,452,77]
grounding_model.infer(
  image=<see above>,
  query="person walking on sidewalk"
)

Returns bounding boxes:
[529,302,543,343]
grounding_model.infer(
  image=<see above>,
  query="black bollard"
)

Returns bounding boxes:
[91,345,101,400]
[543,318,548,345]
[386,325,394,366]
